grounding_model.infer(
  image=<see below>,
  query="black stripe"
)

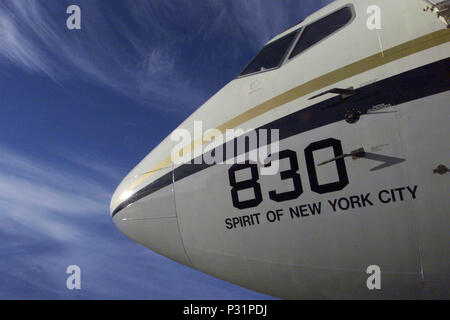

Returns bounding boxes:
[113,171,174,216]
[112,58,450,217]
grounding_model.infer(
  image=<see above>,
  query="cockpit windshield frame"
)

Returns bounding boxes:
[237,3,355,79]
[237,30,300,78]
[288,4,356,61]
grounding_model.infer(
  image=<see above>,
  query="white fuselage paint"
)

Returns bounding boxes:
[111,0,449,299]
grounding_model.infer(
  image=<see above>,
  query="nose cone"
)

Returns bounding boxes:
[110,168,191,267]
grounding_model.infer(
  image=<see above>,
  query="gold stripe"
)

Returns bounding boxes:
[113,29,450,208]
[219,29,450,129]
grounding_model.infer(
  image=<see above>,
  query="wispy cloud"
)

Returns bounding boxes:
[0,0,330,299]
[0,145,112,239]
[0,0,201,112]
[0,144,272,299]
[0,0,328,113]
[0,3,54,78]
[0,144,113,297]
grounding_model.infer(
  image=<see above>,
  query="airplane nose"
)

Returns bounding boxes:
[110,169,192,267]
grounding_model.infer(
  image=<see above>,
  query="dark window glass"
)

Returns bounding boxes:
[239,31,297,76]
[289,7,353,59]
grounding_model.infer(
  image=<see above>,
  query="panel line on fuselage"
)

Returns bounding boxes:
[112,57,450,217]
[113,29,449,205]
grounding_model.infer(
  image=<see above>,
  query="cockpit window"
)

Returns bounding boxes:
[239,31,298,77]
[289,6,354,60]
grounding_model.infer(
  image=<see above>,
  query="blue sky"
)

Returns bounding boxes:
[0,0,332,299]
